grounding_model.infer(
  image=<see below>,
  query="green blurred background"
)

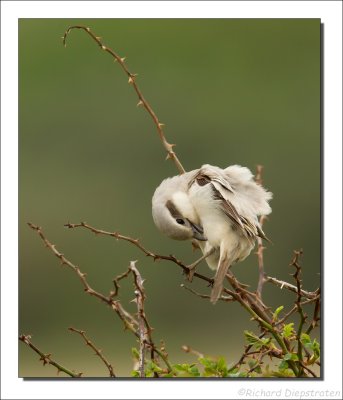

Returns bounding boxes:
[19,19,320,377]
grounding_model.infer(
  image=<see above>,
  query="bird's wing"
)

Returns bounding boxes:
[211,183,258,241]
[190,166,264,242]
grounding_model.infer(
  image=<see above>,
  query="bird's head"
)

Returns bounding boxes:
[152,176,207,242]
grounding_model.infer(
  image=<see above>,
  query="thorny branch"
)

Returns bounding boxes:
[26,222,172,374]
[264,275,319,300]
[19,335,82,378]
[68,327,116,377]
[290,250,307,376]
[255,165,267,299]
[27,223,139,334]
[21,26,321,378]
[24,219,320,377]
[64,221,318,301]
[130,261,148,377]
[64,222,215,286]
[62,25,185,175]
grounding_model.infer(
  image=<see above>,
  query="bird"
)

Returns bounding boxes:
[152,164,272,304]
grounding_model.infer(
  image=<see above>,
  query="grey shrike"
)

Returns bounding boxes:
[152,164,272,304]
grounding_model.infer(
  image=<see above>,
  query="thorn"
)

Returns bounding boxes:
[128,76,134,84]
[101,45,107,51]
[137,100,143,107]
[120,57,126,63]
[96,36,102,40]
[86,27,90,32]
[158,122,165,128]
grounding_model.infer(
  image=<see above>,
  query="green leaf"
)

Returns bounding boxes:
[300,333,311,345]
[282,323,295,338]
[163,373,175,377]
[273,305,284,321]
[199,357,217,371]
[131,370,139,377]
[173,363,190,372]
[278,359,289,371]
[146,360,163,373]
[244,331,271,349]
[228,371,248,377]
[131,347,140,360]
[284,353,299,361]
[189,366,200,377]
[244,330,260,345]
[300,334,320,362]
[312,339,320,358]
[216,357,228,377]
[227,365,239,374]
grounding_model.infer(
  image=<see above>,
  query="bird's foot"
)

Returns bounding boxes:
[207,278,214,288]
[186,262,198,282]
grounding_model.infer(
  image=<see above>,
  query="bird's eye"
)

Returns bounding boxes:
[176,218,185,225]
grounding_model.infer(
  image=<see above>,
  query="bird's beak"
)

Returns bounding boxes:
[189,221,207,241]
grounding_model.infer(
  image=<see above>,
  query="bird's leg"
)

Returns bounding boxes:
[187,248,215,282]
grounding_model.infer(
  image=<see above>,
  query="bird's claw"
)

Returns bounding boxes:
[207,278,214,288]
[186,263,197,282]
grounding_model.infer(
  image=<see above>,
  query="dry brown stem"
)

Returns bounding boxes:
[64,221,214,285]
[19,334,82,378]
[264,275,318,300]
[26,222,172,375]
[181,345,204,359]
[68,327,116,377]
[255,165,267,299]
[130,261,149,377]
[27,223,140,336]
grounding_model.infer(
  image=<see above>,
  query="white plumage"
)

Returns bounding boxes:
[152,164,272,303]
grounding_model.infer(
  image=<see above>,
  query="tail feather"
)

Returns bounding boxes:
[210,256,230,304]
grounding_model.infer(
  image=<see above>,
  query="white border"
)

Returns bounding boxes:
[1,1,342,399]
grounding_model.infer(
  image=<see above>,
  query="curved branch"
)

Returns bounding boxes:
[68,327,116,377]
[63,25,185,174]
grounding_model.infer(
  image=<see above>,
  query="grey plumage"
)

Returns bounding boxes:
[152,164,272,304]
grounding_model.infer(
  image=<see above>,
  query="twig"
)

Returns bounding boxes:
[68,327,116,377]
[255,165,267,299]
[62,25,185,174]
[247,349,269,374]
[111,267,131,298]
[130,261,148,377]
[28,222,172,374]
[180,284,233,302]
[130,262,172,375]
[19,334,82,378]
[274,305,298,326]
[224,274,299,376]
[64,222,214,285]
[27,222,140,337]
[306,293,321,335]
[290,249,307,376]
[231,332,267,370]
[264,275,318,300]
[181,345,204,359]
[299,360,317,378]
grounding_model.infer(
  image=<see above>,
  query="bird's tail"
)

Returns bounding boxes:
[210,252,232,304]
